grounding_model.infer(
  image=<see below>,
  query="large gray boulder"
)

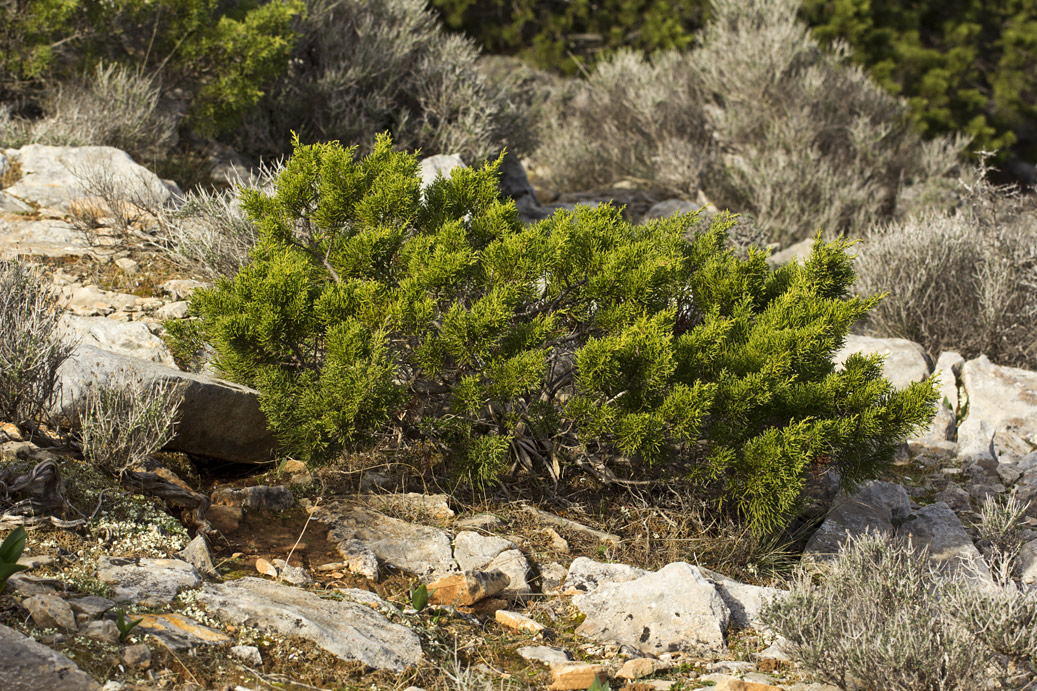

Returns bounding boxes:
[0,623,99,691]
[804,481,911,559]
[833,334,932,390]
[196,577,422,672]
[573,562,730,656]
[960,355,1037,458]
[3,145,179,213]
[54,345,275,463]
[314,500,458,579]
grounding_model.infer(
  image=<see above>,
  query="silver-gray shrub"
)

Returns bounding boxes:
[0,261,75,430]
[855,172,1037,369]
[230,0,534,163]
[79,377,184,477]
[762,532,1037,690]
[535,0,964,247]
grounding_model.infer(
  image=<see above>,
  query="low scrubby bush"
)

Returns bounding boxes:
[762,533,1037,690]
[79,377,184,477]
[229,0,532,163]
[0,261,75,431]
[174,135,936,533]
[535,0,964,247]
[855,172,1037,369]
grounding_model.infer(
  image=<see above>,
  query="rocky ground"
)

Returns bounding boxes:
[1,144,1036,691]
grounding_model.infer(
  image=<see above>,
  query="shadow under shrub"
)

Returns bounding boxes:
[855,171,1037,369]
[173,134,936,533]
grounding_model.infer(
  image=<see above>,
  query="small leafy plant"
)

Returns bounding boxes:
[115,607,143,642]
[409,583,433,612]
[0,526,29,592]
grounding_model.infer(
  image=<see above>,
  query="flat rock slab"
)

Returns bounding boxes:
[562,556,646,594]
[314,500,458,579]
[54,344,275,463]
[96,556,200,606]
[59,315,176,366]
[900,502,993,586]
[0,622,100,691]
[135,613,232,651]
[960,355,1037,458]
[804,481,911,559]
[196,577,422,672]
[834,334,932,390]
[0,218,92,258]
[452,531,515,572]
[574,562,730,655]
[3,145,178,213]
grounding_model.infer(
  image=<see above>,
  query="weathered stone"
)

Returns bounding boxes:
[211,485,295,511]
[935,483,972,513]
[768,237,814,265]
[331,538,379,580]
[135,613,232,651]
[522,505,621,545]
[429,570,509,606]
[178,534,216,577]
[69,596,115,618]
[618,657,671,680]
[711,677,784,691]
[419,154,465,191]
[900,502,993,586]
[122,644,151,670]
[81,619,120,644]
[643,199,702,221]
[452,531,515,572]
[3,145,177,213]
[574,562,729,655]
[1016,538,1037,584]
[155,301,189,321]
[538,561,568,592]
[197,577,422,672]
[23,594,77,631]
[833,334,931,390]
[804,481,911,559]
[54,345,275,463]
[315,501,457,579]
[485,549,531,601]
[206,504,242,533]
[58,315,176,366]
[454,513,502,531]
[562,556,646,594]
[960,355,1037,458]
[160,279,207,299]
[271,558,313,586]
[499,154,548,221]
[358,492,454,519]
[0,622,100,691]
[957,417,998,465]
[701,569,786,629]
[231,645,263,666]
[549,663,607,690]
[96,557,201,606]
[495,609,545,633]
[517,646,571,665]
[0,218,90,258]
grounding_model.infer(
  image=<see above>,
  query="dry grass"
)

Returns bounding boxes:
[855,169,1037,369]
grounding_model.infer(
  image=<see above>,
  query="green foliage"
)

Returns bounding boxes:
[800,0,1037,163]
[0,526,29,593]
[429,0,710,75]
[177,135,937,533]
[0,0,303,136]
[115,607,143,641]
[409,583,432,612]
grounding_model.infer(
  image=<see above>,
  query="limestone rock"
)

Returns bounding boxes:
[452,531,515,572]
[0,622,100,691]
[562,556,646,594]
[711,678,784,691]
[134,613,232,651]
[59,315,175,366]
[549,663,607,690]
[1015,538,1037,584]
[618,657,671,680]
[3,145,177,213]
[331,538,379,580]
[768,237,814,265]
[96,557,201,606]
[54,345,275,463]
[419,154,464,191]
[122,644,151,670]
[935,483,972,513]
[454,513,502,531]
[0,218,90,258]
[428,570,509,606]
[485,548,531,601]
[69,596,115,618]
[804,481,911,559]
[212,485,295,511]
[517,646,571,665]
[197,577,422,672]
[315,501,458,579]
[833,334,932,390]
[701,569,786,629]
[960,355,1037,458]
[160,279,206,299]
[81,619,120,644]
[574,562,730,655]
[23,594,77,632]
[495,610,545,634]
[231,645,263,666]
[643,199,702,221]
[900,502,993,586]
[957,417,998,465]
[178,534,217,577]
[538,561,568,592]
